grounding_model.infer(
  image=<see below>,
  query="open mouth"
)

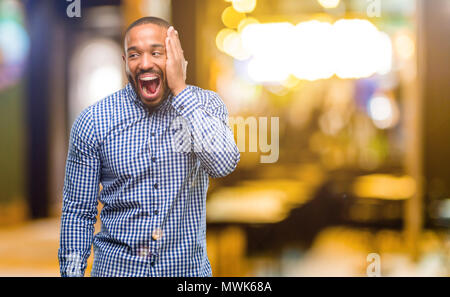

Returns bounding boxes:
[138,75,161,100]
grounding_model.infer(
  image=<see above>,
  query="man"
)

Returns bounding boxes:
[58,16,240,277]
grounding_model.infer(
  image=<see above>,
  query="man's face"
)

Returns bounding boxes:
[124,23,169,109]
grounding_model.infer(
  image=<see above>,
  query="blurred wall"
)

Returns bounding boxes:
[421,0,450,214]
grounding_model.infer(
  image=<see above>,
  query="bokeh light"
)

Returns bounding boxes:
[317,0,340,9]
[241,22,294,82]
[69,39,124,123]
[0,20,29,65]
[0,0,29,90]
[291,20,335,81]
[394,31,415,61]
[222,6,246,29]
[223,31,251,60]
[333,19,392,79]
[368,94,399,129]
[234,19,393,83]
[237,16,259,33]
[216,28,236,53]
[88,65,122,104]
[352,174,416,200]
[232,0,257,13]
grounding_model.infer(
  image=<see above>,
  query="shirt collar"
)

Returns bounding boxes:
[125,82,173,116]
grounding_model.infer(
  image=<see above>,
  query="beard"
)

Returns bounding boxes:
[127,69,170,110]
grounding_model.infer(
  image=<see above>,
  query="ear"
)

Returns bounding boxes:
[122,54,126,62]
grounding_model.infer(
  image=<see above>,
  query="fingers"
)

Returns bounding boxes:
[167,33,181,63]
[166,26,187,83]
[171,29,187,81]
[173,30,184,58]
[165,26,188,93]
[166,28,178,62]
[165,35,174,61]
[167,26,184,60]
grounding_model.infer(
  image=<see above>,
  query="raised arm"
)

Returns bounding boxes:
[171,87,240,177]
[165,26,239,177]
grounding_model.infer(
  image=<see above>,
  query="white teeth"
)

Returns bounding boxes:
[140,77,158,81]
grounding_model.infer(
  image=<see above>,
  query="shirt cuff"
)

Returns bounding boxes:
[171,86,202,117]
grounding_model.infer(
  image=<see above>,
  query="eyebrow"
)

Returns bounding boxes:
[127,44,165,52]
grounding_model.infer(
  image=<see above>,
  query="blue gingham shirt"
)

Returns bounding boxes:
[58,83,240,277]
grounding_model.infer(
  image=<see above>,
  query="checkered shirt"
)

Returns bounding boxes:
[58,83,240,277]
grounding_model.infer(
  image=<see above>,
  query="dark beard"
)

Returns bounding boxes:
[127,72,170,111]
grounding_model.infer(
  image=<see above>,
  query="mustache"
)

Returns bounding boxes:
[135,69,163,81]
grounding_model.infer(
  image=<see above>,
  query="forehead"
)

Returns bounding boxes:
[125,23,167,50]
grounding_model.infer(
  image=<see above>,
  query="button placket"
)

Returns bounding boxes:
[148,116,162,268]
[152,228,162,241]
[147,112,167,271]
[149,228,161,267]
[148,117,158,220]
[149,251,158,267]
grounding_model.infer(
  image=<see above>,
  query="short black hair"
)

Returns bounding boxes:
[125,16,171,36]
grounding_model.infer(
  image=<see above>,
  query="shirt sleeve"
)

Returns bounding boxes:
[170,86,240,178]
[58,107,100,277]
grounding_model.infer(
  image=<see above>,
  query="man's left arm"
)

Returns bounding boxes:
[171,87,240,178]
[165,26,239,177]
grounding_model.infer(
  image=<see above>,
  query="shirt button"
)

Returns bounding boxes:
[154,183,158,189]
[179,105,184,110]
[151,157,156,163]
[139,248,148,257]
[151,132,156,136]
[154,209,159,215]
[152,228,162,241]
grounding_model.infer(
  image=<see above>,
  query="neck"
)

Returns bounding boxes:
[143,88,171,113]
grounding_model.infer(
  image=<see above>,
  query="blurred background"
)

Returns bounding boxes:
[0,0,449,276]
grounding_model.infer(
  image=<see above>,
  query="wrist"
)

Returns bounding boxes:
[172,84,187,97]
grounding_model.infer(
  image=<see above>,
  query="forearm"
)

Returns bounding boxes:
[58,205,97,277]
[58,166,99,277]
[171,87,240,177]
[59,106,101,277]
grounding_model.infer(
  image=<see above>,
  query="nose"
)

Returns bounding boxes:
[139,52,155,71]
